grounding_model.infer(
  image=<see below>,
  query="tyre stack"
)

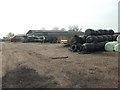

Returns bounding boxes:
[70,29,118,53]
[70,35,86,52]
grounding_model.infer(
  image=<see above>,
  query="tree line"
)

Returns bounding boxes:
[41,25,82,32]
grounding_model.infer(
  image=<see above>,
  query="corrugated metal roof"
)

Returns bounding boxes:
[27,30,84,34]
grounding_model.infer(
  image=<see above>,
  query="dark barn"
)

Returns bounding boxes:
[26,30,84,42]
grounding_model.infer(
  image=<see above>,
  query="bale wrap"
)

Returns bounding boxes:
[114,43,120,52]
[117,35,120,43]
[105,41,118,51]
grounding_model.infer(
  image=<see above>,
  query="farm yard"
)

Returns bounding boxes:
[0,0,119,88]
[1,42,119,88]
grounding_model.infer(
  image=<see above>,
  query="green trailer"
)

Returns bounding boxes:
[45,36,57,43]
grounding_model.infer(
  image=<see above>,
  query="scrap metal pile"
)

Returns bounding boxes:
[70,29,118,54]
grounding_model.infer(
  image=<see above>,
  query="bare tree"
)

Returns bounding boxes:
[68,26,73,31]
[52,27,59,30]
[40,27,46,30]
[68,25,81,31]
[2,32,14,40]
[79,28,82,31]
[73,25,79,31]
[60,28,66,31]
[6,32,15,39]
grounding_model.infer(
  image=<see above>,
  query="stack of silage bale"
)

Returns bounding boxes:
[105,35,120,52]
[70,29,118,53]
[114,35,120,52]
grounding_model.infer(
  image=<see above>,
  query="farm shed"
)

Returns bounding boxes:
[26,30,84,42]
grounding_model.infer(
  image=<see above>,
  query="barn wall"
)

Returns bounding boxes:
[26,30,84,42]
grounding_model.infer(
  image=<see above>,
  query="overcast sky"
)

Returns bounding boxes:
[0,0,119,38]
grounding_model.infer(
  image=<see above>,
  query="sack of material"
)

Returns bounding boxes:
[117,35,120,43]
[114,43,120,52]
[105,41,118,51]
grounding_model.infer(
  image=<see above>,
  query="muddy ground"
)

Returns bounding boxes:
[1,42,119,88]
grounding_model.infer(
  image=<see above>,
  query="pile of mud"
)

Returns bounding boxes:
[2,66,59,88]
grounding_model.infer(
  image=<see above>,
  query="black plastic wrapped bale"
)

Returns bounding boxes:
[107,35,113,41]
[94,42,107,51]
[110,35,113,41]
[86,36,98,43]
[104,41,109,43]
[98,29,105,35]
[70,35,84,45]
[104,30,109,35]
[94,43,102,51]
[100,41,108,50]
[70,35,79,44]
[81,42,107,52]
[80,35,87,43]
[82,43,95,51]
[95,30,101,35]
[85,29,96,36]
[78,36,86,44]
[102,35,107,41]
[99,42,106,49]
[97,36,104,42]
[78,37,84,43]
[108,29,114,35]
[112,35,117,41]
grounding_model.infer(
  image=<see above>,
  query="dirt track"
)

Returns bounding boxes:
[1,42,119,88]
